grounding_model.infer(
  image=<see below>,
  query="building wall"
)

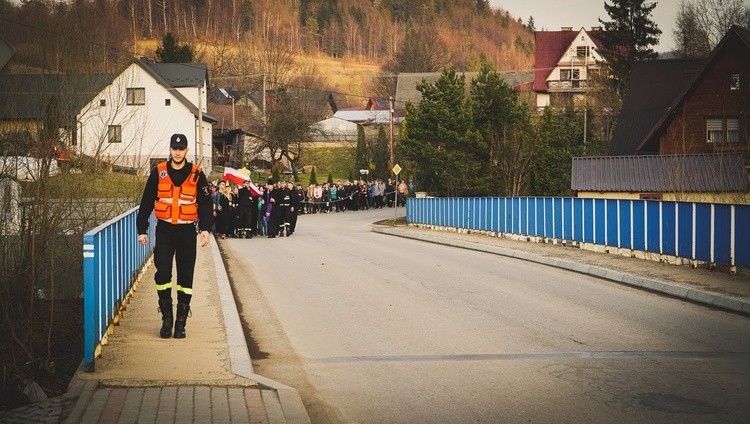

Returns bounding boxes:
[577,190,750,204]
[660,37,750,159]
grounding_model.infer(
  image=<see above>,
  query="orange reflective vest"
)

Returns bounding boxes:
[154,161,201,224]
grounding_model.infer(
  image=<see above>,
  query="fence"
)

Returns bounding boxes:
[83,206,155,372]
[406,197,750,269]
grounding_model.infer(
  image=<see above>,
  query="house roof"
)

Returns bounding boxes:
[134,58,217,124]
[571,153,749,193]
[395,71,534,107]
[607,58,704,156]
[333,109,403,125]
[634,25,750,154]
[147,62,210,89]
[0,73,114,121]
[533,28,604,92]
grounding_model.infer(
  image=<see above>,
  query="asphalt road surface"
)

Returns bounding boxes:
[222,208,750,424]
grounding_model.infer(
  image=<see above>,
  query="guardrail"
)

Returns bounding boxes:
[406,197,750,270]
[83,206,155,372]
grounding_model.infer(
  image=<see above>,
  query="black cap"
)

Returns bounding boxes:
[170,133,188,149]
[267,178,274,185]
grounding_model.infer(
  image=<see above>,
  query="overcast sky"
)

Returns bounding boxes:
[489,0,679,52]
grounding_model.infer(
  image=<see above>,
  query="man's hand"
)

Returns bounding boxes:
[138,234,148,245]
[199,230,210,247]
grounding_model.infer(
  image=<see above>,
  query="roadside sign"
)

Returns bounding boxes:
[392,164,401,175]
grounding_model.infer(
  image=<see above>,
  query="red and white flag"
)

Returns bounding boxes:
[223,167,262,196]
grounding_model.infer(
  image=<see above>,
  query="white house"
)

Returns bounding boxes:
[75,58,216,173]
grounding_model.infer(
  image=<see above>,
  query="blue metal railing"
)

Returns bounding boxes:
[83,206,155,372]
[407,197,750,269]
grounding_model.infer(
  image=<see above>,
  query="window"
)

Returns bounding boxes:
[576,46,590,58]
[126,88,145,105]
[108,125,122,143]
[100,99,106,106]
[165,99,171,106]
[560,69,579,80]
[707,119,723,143]
[727,118,739,143]
[707,118,740,143]
[730,74,740,90]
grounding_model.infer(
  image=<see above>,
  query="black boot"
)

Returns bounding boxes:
[158,298,173,339]
[173,303,191,339]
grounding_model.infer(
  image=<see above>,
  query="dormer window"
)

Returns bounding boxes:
[576,46,590,58]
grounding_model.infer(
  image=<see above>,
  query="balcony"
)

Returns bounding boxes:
[547,79,589,92]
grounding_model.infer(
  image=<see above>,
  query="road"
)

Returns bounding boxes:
[221,207,750,424]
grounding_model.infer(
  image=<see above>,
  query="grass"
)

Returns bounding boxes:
[297,146,356,185]
[22,169,146,199]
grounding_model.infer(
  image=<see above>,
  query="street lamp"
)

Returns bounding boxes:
[359,169,369,181]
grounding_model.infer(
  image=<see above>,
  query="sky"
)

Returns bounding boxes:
[489,0,680,52]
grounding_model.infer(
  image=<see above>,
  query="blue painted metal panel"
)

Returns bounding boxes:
[518,198,527,235]
[553,198,563,239]
[632,201,645,251]
[695,203,711,261]
[574,198,584,242]
[714,204,731,265]
[661,202,676,256]
[581,199,592,243]
[736,206,750,267]
[593,199,605,245]
[544,198,553,238]
[677,203,693,259]
[619,200,632,250]
[563,198,573,240]
[606,199,618,247]
[527,198,536,236]
[646,201,661,254]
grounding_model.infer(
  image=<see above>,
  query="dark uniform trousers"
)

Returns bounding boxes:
[154,220,197,305]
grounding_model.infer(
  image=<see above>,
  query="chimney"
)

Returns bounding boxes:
[561,27,573,31]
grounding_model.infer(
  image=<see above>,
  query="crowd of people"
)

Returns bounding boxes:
[209,178,413,239]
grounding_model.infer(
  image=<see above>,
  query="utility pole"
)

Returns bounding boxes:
[389,96,394,177]
[198,84,204,167]
[262,72,267,133]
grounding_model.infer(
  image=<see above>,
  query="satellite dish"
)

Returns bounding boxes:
[0,37,16,72]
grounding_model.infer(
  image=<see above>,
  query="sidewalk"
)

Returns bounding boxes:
[374,224,750,315]
[52,236,310,424]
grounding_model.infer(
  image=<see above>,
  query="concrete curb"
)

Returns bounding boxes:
[210,237,311,424]
[373,226,750,316]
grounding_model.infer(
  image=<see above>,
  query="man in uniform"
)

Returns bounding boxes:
[236,179,257,238]
[136,134,213,339]
[273,179,292,237]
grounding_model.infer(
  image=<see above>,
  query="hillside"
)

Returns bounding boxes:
[1,0,534,100]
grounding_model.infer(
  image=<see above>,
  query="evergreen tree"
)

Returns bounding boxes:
[155,33,194,63]
[530,107,599,196]
[327,173,333,184]
[271,165,280,183]
[526,16,536,33]
[240,0,255,33]
[598,0,661,92]
[309,166,318,185]
[470,63,534,196]
[355,125,369,175]
[400,69,485,196]
[372,126,390,181]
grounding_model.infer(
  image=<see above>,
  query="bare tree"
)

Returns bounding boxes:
[695,0,748,47]
[673,0,711,57]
